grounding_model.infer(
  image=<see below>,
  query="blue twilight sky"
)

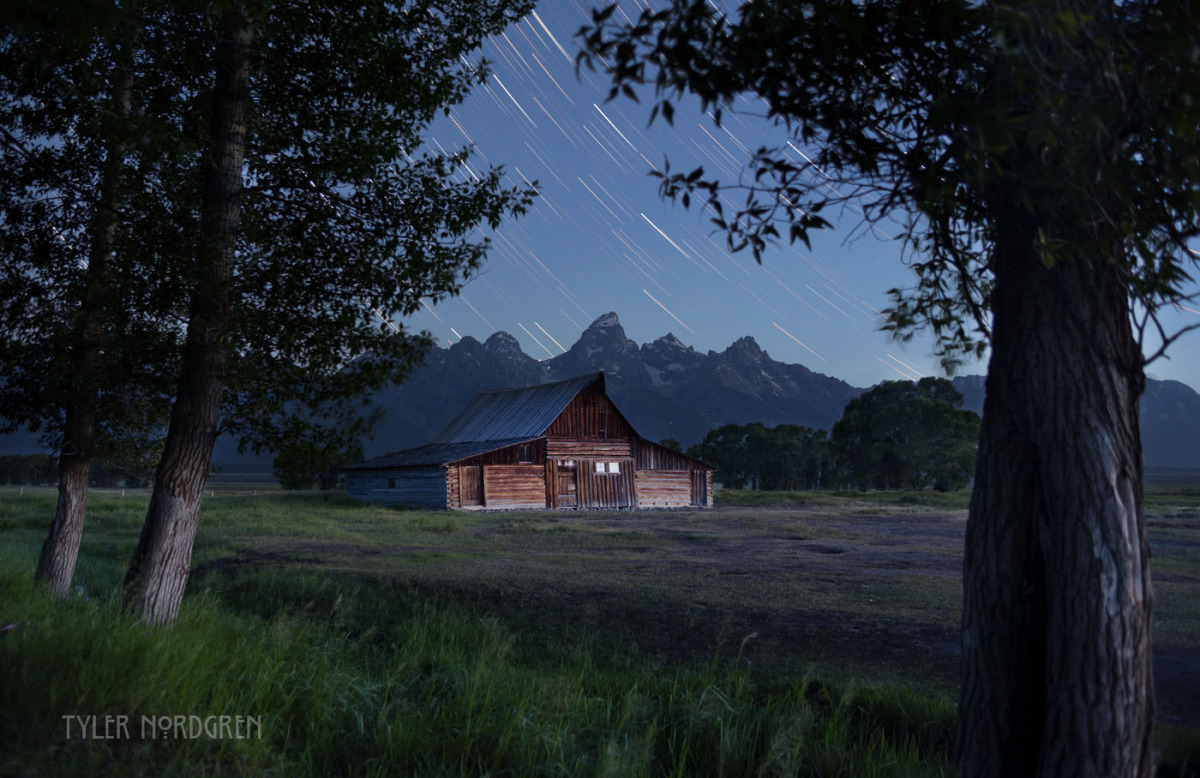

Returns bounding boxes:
[403,1,1200,392]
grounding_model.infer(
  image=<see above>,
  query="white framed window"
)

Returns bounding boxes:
[608,461,620,474]
[595,461,606,474]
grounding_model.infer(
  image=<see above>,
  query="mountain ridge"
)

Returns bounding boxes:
[365,312,1200,469]
[4,312,1199,471]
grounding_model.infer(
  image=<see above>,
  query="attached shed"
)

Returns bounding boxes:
[345,372,713,510]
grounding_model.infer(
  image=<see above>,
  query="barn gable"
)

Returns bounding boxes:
[434,373,604,443]
[345,372,713,510]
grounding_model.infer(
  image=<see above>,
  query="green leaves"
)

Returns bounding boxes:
[581,0,1200,364]
[830,378,979,491]
[688,422,833,491]
[1,0,539,463]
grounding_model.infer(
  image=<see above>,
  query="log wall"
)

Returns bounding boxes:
[546,439,633,459]
[345,468,448,509]
[447,465,461,508]
[635,470,693,508]
[480,464,546,509]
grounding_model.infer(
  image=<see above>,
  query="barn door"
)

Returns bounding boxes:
[691,470,707,507]
[460,465,483,507]
[556,463,577,508]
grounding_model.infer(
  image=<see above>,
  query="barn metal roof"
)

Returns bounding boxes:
[345,371,716,472]
[432,372,605,444]
[342,438,540,470]
[345,373,607,471]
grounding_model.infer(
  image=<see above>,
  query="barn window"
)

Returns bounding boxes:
[518,444,532,463]
[608,461,620,474]
[387,477,397,488]
[597,409,607,439]
[595,461,606,474]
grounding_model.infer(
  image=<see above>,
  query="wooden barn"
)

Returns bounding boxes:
[344,372,713,510]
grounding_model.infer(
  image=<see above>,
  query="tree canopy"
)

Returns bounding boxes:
[687,379,978,493]
[688,422,832,491]
[830,377,979,491]
[2,0,537,618]
[2,0,538,456]
[580,0,1200,365]
[580,1,1199,774]
[0,3,185,456]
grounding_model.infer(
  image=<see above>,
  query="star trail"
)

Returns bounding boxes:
[405,1,1200,390]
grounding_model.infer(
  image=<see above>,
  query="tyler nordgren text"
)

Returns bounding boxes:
[62,714,263,740]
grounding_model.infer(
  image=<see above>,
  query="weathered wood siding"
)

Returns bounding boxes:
[633,439,714,507]
[576,458,635,508]
[635,470,693,507]
[346,468,448,509]
[459,439,546,466]
[546,439,633,459]
[480,464,546,509]
[693,470,713,508]
[545,384,634,440]
[635,440,697,470]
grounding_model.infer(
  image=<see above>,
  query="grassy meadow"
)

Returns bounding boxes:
[1,485,1198,775]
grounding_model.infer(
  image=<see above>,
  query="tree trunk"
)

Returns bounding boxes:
[34,14,139,597]
[35,441,90,597]
[956,214,1154,776]
[123,8,253,626]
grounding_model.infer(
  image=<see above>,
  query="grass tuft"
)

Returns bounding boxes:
[1,564,957,776]
[3,484,1197,775]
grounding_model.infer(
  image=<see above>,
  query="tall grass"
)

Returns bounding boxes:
[714,489,972,510]
[0,566,955,777]
[4,487,1196,775]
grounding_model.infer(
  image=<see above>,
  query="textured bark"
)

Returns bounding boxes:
[123,9,253,626]
[34,17,138,597]
[35,448,90,597]
[956,214,1154,776]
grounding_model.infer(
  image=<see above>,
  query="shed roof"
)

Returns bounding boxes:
[342,438,539,470]
[432,372,605,443]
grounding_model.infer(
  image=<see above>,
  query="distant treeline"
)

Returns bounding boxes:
[5,378,979,493]
[272,440,364,491]
[0,454,152,488]
[0,454,55,486]
[0,448,335,491]
[682,378,981,493]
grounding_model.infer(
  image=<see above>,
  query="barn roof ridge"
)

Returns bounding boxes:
[430,371,606,445]
[473,370,605,396]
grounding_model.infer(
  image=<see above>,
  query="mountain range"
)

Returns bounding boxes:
[5,311,1199,471]
[366,312,1200,470]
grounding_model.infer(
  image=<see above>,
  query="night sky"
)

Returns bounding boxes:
[406,1,1200,392]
